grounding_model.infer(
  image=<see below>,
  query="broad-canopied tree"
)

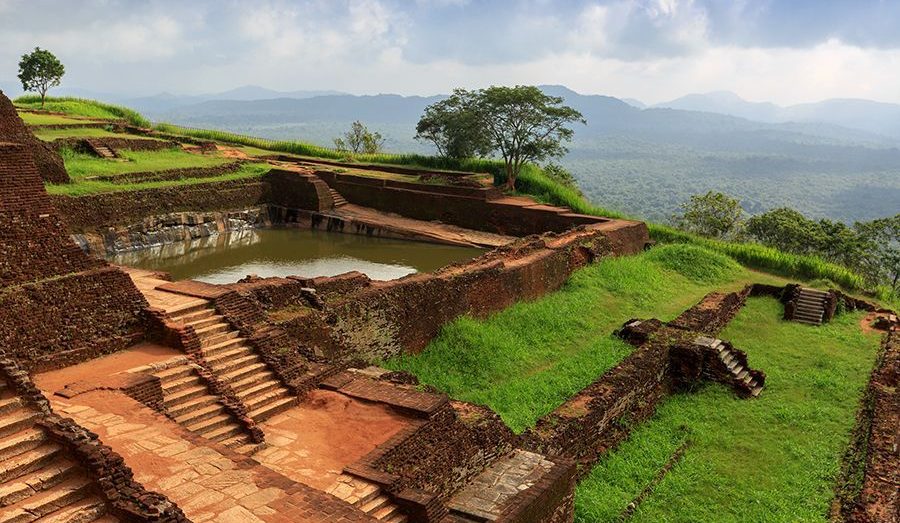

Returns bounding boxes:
[18,47,65,108]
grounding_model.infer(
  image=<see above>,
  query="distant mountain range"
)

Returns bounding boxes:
[653,91,900,139]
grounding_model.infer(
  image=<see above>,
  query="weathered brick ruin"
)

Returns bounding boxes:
[0,91,68,183]
[3,86,896,522]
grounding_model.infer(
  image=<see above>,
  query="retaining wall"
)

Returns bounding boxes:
[0,91,69,182]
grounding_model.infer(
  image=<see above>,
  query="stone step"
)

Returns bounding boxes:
[167,301,212,320]
[726,360,738,372]
[800,288,829,297]
[0,411,37,440]
[736,369,749,381]
[37,495,109,523]
[249,396,296,423]
[166,394,219,418]
[221,362,269,384]
[0,428,46,462]
[0,442,62,486]
[231,370,277,394]
[204,422,244,443]
[352,483,381,508]
[0,459,78,507]
[194,323,231,338]
[163,385,209,409]
[235,380,282,402]
[384,514,407,523]
[794,312,823,323]
[185,315,225,331]
[221,434,253,449]
[210,354,261,376]
[795,304,824,314]
[200,330,240,349]
[360,494,391,514]
[186,413,234,436]
[161,375,202,394]
[245,388,290,412]
[204,346,254,368]
[0,398,23,417]
[202,337,247,358]
[372,503,401,521]
[154,365,194,382]
[176,308,216,325]
[751,386,764,398]
[795,317,822,326]
[174,402,226,427]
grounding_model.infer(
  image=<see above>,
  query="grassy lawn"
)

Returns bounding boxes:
[16,100,121,120]
[575,298,880,522]
[60,148,234,180]
[386,245,788,432]
[33,127,161,141]
[46,162,272,196]
[17,111,98,125]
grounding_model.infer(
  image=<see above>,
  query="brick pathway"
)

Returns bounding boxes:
[50,391,375,523]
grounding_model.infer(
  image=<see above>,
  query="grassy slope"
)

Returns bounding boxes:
[48,162,271,197]
[33,127,159,141]
[387,245,785,432]
[15,96,150,126]
[575,298,880,523]
[17,112,92,125]
[61,148,234,179]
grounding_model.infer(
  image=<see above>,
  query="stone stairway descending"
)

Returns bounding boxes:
[326,474,407,523]
[791,287,829,325]
[84,139,117,159]
[150,360,260,454]
[0,381,117,523]
[168,303,296,423]
[328,186,348,208]
[714,341,763,398]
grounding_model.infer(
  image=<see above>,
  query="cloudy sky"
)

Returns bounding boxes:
[2,0,900,104]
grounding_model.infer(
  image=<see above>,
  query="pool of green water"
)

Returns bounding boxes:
[108,228,484,283]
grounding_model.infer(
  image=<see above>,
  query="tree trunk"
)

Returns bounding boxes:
[40,90,46,108]
[505,163,515,191]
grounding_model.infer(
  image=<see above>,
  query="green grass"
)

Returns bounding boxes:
[385,245,781,432]
[17,112,92,125]
[60,147,233,180]
[575,297,880,522]
[33,127,158,141]
[47,162,271,196]
[15,96,151,127]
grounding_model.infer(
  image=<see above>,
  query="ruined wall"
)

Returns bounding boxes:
[847,331,900,523]
[520,341,671,473]
[0,91,68,183]
[52,178,271,232]
[0,139,148,370]
[50,136,180,153]
[315,170,605,237]
[266,168,334,212]
[266,222,648,360]
[668,286,752,335]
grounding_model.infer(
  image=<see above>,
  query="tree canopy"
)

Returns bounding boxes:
[673,191,745,240]
[416,85,584,190]
[18,47,65,108]
[333,121,385,155]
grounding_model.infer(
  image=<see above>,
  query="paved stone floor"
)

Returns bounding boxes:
[254,390,411,490]
[447,449,555,521]
[49,391,376,522]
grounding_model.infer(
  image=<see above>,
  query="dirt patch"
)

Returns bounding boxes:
[33,341,181,394]
[254,389,412,490]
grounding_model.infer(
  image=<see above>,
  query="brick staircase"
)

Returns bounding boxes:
[328,186,348,208]
[713,340,763,398]
[326,474,406,522]
[791,287,829,325]
[0,382,117,523]
[84,139,117,159]
[149,360,260,454]
[169,304,296,423]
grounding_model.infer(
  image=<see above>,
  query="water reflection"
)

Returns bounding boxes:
[108,228,484,283]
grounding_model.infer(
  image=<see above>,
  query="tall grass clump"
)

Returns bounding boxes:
[643,243,742,284]
[14,95,151,127]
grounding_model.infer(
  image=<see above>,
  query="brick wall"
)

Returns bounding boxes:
[668,286,752,335]
[52,178,271,232]
[0,91,69,182]
[269,222,648,361]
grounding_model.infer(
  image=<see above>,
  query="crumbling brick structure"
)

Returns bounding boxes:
[0,136,147,370]
[0,91,69,183]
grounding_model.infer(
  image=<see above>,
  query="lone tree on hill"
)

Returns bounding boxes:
[18,47,65,108]
[334,121,385,155]
[674,191,745,240]
[416,85,584,191]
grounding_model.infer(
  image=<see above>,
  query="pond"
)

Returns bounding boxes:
[107,228,485,284]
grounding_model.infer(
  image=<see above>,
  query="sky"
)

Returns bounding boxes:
[2,0,900,104]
